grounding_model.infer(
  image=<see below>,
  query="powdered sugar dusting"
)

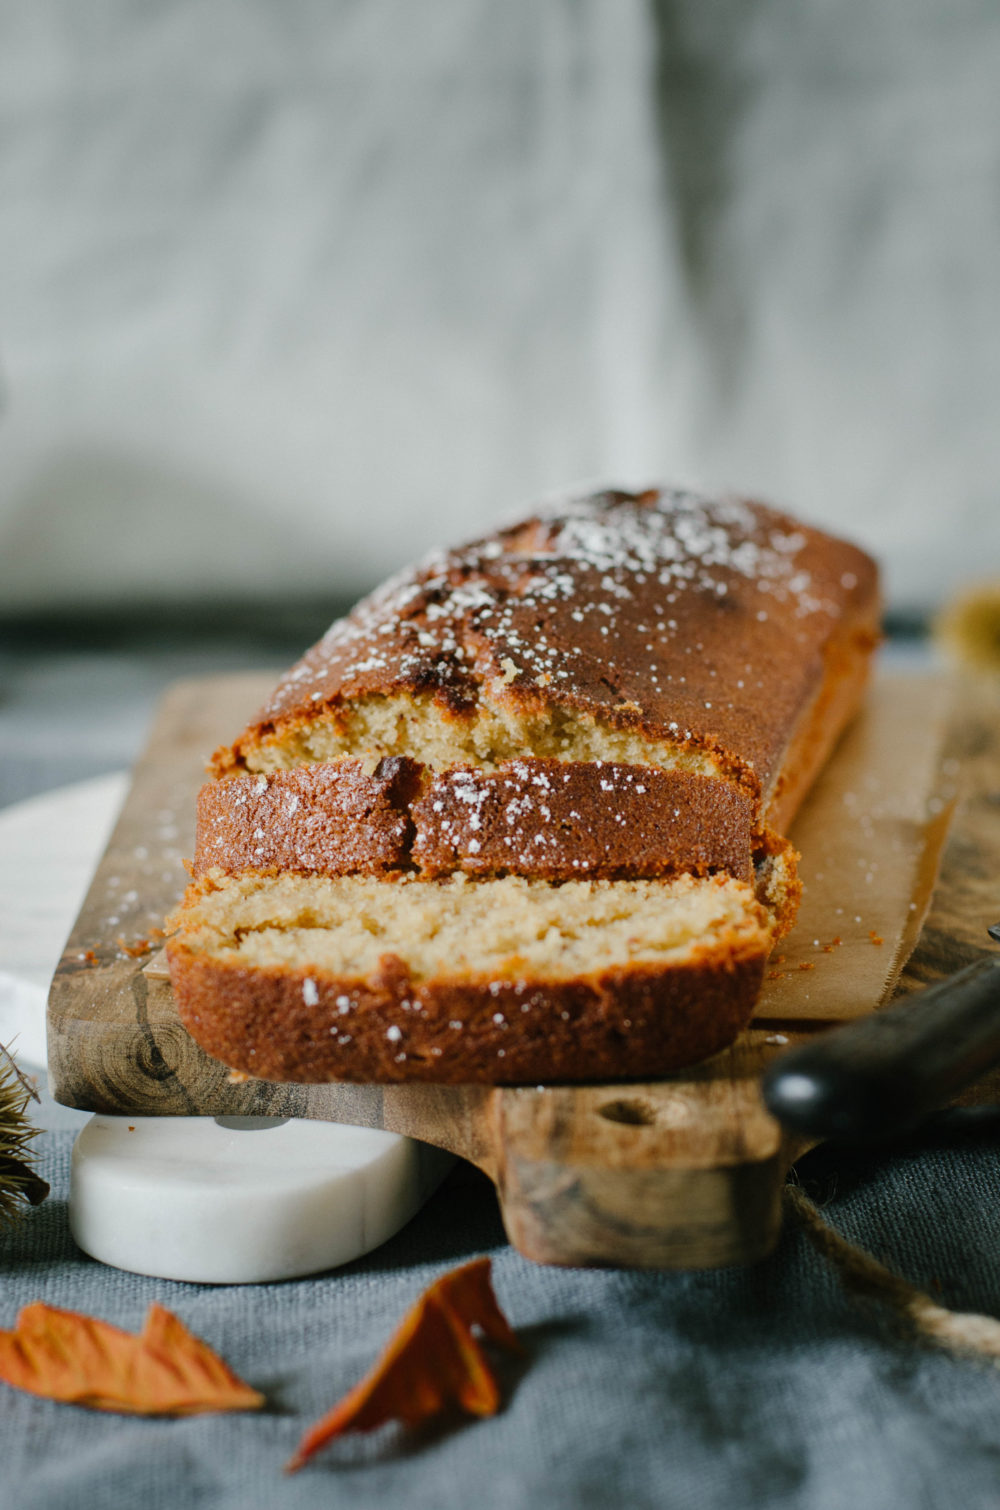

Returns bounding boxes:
[254,486,867,785]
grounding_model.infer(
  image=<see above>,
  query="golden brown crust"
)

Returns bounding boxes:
[213,487,880,817]
[193,758,421,879]
[763,596,881,834]
[166,936,768,1085]
[194,758,758,885]
[413,761,755,882]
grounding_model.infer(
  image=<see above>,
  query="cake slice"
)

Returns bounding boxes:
[167,486,878,1084]
[168,872,774,1083]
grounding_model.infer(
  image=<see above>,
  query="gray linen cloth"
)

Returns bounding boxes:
[4,1121,1000,1510]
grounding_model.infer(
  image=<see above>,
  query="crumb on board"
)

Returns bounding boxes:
[116,936,155,958]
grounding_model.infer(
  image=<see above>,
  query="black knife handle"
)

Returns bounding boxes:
[761,956,1000,1142]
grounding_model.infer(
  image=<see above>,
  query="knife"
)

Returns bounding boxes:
[761,931,1000,1143]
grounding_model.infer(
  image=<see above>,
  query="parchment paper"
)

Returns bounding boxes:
[755,671,955,1022]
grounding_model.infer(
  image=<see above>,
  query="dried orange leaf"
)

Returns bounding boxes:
[287,1257,520,1471]
[0,1301,264,1415]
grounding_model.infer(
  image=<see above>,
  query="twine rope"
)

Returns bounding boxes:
[783,1183,1000,1360]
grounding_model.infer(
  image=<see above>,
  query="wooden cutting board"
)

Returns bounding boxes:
[47,670,1000,1270]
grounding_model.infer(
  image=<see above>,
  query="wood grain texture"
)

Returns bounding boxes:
[48,669,998,1270]
[892,671,1000,1108]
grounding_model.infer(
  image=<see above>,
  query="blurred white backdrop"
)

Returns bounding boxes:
[1,0,998,615]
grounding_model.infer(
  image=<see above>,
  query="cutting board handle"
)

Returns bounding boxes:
[485,1080,791,1268]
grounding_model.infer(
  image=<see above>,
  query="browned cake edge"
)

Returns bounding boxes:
[193,757,423,879]
[194,759,760,885]
[762,589,881,834]
[166,934,769,1085]
[413,762,755,881]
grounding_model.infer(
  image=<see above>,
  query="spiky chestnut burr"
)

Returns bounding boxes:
[0,1043,49,1223]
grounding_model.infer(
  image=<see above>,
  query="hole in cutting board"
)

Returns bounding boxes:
[213,1117,291,1132]
[597,1099,656,1127]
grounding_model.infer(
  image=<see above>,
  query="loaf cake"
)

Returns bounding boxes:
[167,486,879,1084]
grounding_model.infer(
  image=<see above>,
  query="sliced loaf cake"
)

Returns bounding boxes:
[167,486,879,1083]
